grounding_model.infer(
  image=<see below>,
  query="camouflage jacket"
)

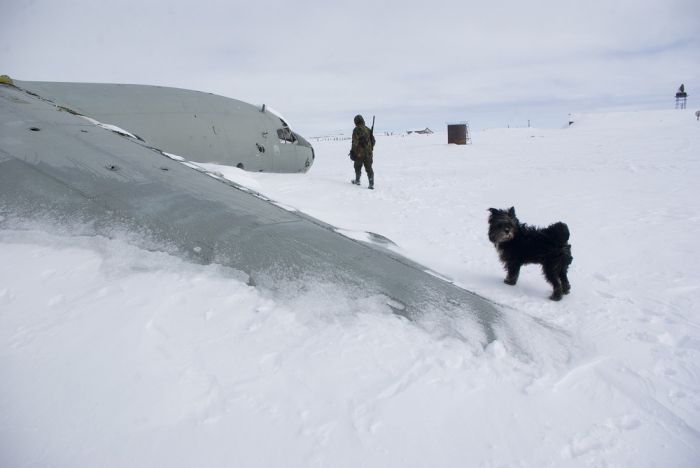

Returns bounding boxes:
[351,124,374,160]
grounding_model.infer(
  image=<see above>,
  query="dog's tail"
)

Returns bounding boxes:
[549,222,570,245]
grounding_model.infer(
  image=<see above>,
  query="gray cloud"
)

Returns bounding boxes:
[2,0,698,135]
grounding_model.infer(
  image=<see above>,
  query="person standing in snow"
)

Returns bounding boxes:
[349,114,375,189]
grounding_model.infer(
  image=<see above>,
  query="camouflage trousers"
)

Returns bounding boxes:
[353,154,374,182]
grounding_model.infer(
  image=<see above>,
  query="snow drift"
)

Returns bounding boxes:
[1,108,699,467]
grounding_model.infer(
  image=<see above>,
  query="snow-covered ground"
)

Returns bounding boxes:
[1,109,699,467]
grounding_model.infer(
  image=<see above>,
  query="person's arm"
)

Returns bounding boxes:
[351,127,360,155]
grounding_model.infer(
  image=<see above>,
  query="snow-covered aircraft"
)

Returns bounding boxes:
[11,78,314,173]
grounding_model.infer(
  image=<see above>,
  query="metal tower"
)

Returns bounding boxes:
[675,84,687,109]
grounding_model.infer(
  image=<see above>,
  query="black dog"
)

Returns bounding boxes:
[488,207,573,300]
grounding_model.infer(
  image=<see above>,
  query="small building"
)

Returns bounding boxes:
[406,128,434,135]
[447,122,471,145]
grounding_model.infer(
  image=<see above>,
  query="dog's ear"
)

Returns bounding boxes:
[508,207,516,217]
[488,208,499,216]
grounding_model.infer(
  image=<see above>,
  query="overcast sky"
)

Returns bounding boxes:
[2,0,698,136]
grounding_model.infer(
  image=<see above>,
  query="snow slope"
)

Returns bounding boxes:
[1,109,699,467]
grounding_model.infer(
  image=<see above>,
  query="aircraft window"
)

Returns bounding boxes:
[277,127,296,143]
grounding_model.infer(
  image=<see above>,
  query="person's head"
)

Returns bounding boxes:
[354,114,365,126]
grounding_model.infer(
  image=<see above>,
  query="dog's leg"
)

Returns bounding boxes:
[562,249,573,294]
[543,263,564,301]
[504,262,521,285]
[558,245,572,294]
[560,267,571,294]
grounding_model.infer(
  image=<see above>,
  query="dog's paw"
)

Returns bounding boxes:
[549,292,563,301]
[504,277,517,286]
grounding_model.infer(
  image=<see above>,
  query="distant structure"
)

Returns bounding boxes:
[406,127,433,135]
[696,110,700,121]
[447,122,471,145]
[675,83,687,109]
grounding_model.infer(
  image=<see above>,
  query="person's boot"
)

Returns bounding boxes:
[368,177,374,190]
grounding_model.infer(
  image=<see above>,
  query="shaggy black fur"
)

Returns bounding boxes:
[488,207,573,301]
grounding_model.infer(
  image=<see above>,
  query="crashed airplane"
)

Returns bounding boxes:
[11,78,314,173]
[0,77,565,356]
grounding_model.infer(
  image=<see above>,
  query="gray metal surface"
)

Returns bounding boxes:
[13,79,314,173]
[0,82,565,354]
